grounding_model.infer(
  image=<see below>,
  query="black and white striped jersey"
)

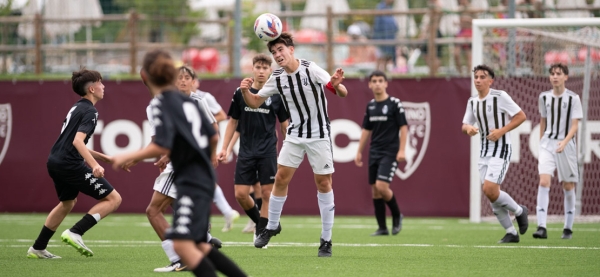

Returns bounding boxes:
[462,89,522,159]
[257,59,332,139]
[539,89,583,141]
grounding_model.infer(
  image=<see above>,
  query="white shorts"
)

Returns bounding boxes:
[538,139,579,182]
[478,156,510,185]
[153,170,177,199]
[278,137,335,175]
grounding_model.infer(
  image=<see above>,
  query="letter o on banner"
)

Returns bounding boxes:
[100,120,143,156]
[330,119,362,163]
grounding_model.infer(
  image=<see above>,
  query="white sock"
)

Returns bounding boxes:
[267,195,287,230]
[91,213,101,222]
[491,201,516,234]
[161,239,180,263]
[317,191,335,241]
[495,191,522,216]
[213,185,234,216]
[564,188,575,230]
[536,186,550,228]
[206,231,212,242]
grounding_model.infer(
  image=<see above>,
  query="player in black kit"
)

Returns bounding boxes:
[27,69,123,259]
[217,54,289,244]
[355,70,407,236]
[113,50,246,277]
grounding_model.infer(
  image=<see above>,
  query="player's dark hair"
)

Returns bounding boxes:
[142,49,177,87]
[368,70,388,81]
[253,53,272,66]
[72,68,102,96]
[178,65,197,80]
[267,32,294,52]
[549,63,569,75]
[472,64,495,79]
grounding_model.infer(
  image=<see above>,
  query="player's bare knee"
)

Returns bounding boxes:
[234,189,249,203]
[61,199,76,210]
[261,185,273,200]
[539,175,551,188]
[315,178,332,193]
[563,182,575,191]
[107,190,122,210]
[482,183,499,201]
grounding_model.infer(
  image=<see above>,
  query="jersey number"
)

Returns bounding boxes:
[183,102,208,149]
[61,106,77,134]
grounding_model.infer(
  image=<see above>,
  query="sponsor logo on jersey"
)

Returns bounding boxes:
[395,102,430,180]
[0,104,12,167]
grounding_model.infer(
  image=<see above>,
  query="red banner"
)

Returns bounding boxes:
[0,78,471,216]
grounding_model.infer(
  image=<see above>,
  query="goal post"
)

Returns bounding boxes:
[470,18,600,223]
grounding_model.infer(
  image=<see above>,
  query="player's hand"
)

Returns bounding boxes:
[120,160,138,172]
[396,150,406,163]
[330,68,345,87]
[154,155,170,168]
[240,78,254,94]
[111,155,129,171]
[354,152,363,167]
[486,128,504,141]
[217,149,227,162]
[556,140,567,153]
[92,164,105,178]
[211,154,219,169]
[464,125,479,136]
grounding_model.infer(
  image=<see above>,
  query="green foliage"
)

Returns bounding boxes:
[0,0,13,16]
[3,214,600,277]
[241,2,266,53]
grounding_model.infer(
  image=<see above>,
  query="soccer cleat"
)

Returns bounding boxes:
[242,219,256,233]
[153,261,188,272]
[498,233,520,243]
[26,247,61,259]
[222,210,240,232]
[532,227,547,239]
[318,238,332,257]
[370,229,389,236]
[254,223,281,248]
[61,229,93,257]
[392,214,403,235]
[209,237,223,249]
[253,233,268,249]
[515,205,529,235]
[562,229,573,239]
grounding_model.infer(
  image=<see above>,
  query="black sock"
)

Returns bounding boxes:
[244,205,260,224]
[386,195,401,225]
[207,248,247,277]
[70,214,98,236]
[32,225,55,250]
[192,258,217,277]
[255,198,263,211]
[257,217,268,234]
[373,198,387,230]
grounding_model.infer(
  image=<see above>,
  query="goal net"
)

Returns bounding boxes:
[470,18,600,223]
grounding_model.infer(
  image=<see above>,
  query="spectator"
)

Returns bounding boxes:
[419,0,443,74]
[345,23,376,65]
[454,0,475,75]
[373,0,399,72]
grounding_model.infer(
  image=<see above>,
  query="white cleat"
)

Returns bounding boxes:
[61,229,93,257]
[241,219,256,233]
[153,261,188,272]
[26,247,61,259]
[222,210,240,232]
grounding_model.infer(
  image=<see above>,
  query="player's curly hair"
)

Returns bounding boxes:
[472,64,495,79]
[142,49,177,87]
[267,32,294,52]
[549,63,569,75]
[253,53,273,66]
[72,68,102,96]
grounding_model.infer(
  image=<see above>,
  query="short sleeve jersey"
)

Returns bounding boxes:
[228,87,289,158]
[150,91,217,190]
[48,98,99,168]
[462,89,522,158]
[362,96,408,156]
[539,89,583,141]
[195,90,222,115]
[257,59,332,139]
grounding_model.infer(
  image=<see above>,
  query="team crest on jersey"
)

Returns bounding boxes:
[395,102,430,180]
[382,105,388,114]
[487,105,492,112]
[562,102,567,109]
[265,97,272,106]
[0,104,12,167]
[302,78,308,86]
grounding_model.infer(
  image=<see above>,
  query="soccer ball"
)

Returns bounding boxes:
[254,13,283,42]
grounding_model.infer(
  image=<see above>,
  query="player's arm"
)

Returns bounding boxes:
[329,68,348,98]
[218,118,238,161]
[240,78,268,108]
[279,120,289,141]
[227,131,240,156]
[113,143,169,171]
[557,118,579,153]
[89,149,112,164]
[487,110,526,142]
[73,132,105,178]
[539,118,546,140]
[213,110,227,123]
[209,132,219,168]
[397,125,408,162]
[462,100,478,136]
[355,129,371,167]
[462,124,479,136]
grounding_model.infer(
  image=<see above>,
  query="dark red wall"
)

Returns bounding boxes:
[0,78,471,216]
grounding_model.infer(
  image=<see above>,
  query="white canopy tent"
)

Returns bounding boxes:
[394,0,417,38]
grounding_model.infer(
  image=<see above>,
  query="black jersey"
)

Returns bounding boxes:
[48,98,98,168]
[362,96,408,156]
[151,90,217,192]
[228,87,289,158]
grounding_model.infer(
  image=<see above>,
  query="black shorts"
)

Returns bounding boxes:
[234,156,276,185]
[47,162,114,201]
[368,155,398,185]
[166,184,213,243]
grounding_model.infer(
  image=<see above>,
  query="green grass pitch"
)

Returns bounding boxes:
[1,214,599,276]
